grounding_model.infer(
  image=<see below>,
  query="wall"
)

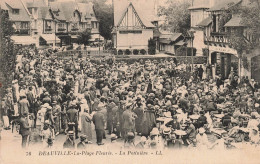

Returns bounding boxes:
[192,29,205,56]
[191,9,210,27]
[116,29,153,50]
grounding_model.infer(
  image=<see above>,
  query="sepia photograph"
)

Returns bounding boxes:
[0,0,260,163]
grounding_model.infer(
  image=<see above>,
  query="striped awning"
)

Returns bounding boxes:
[11,36,37,45]
[41,34,60,43]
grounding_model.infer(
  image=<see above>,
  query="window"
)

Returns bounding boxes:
[45,21,52,31]
[21,22,29,29]
[12,9,19,14]
[58,23,64,28]
[28,8,32,14]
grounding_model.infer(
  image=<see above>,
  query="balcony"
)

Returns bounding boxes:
[14,29,30,35]
[58,28,66,32]
[71,28,79,32]
[204,32,230,44]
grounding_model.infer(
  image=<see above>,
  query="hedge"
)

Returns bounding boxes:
[140,49,146,55]
[133,49,139,55]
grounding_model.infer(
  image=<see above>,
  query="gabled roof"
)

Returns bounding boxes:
[77,2,95,23]
[197,17,212,27]
[4,0,21,9]
[115,2,155,28]
[208,0,242,11]
[170,33,183,42]
[3,0,31,22]
[59,2,80,22]
[38,7,52,20]
[224,15,244,27]
[159,32,183,44]
[49,2,66,21]
[26,1,47,8]
[188,5,210,10]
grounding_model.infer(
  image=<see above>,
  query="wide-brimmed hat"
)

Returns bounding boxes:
[68,131,74,135]
[80,135,87,141]
[110,133,118,140]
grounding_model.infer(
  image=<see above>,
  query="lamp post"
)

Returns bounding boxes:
[99,33,100,56]
[189,31,195,71]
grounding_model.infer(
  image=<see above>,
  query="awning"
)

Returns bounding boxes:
[224,16,244,27]
[175,40,186,46]
[170,33,182,42]
[159,38,171,44]
[197,17,212,27]
[11,36,37,45]
[70,35,79,39]
[91,34,104,40]
[41,34,60,43]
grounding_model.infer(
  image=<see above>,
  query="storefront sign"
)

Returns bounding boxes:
[209,46,238,57]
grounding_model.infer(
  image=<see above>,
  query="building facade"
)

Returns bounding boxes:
[1,0,37,45]
[1,0,100,47]
[112,0,158,53]
[189,0,260,81]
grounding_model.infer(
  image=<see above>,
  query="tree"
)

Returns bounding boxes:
[93,0,113,40]
[222,1,260,73]
[158,0,191,35]
[77,29,92,49]
[79,0,114,40]
[0,9,15,97]
[148,38,156,55]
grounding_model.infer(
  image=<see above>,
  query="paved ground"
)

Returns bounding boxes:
[0,124,143,151]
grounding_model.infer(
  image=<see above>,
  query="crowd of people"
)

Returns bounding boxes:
[1,45,260,150]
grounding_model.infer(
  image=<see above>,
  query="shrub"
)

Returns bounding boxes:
[140,49,146,55]
[148,38,156,55]
[118,49,123,55]
[133,49,139,55]
[113,49,117,55]
[125,49,131,55]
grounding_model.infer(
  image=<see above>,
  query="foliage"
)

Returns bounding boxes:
[133,49,139,55]
[242,56,249,70]
[77,29,92,47]
[223,1,260,54]
[176,46,197,56]
[176,46,186,56]
[0,10,15,96]
[140,49,146,55]
[79,0,113,40]
[125,49,131,55]
[158,0,191,35]
[148,38,156,55]
[118,49,123,55]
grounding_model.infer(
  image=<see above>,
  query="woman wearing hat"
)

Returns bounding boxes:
[81,108,93,142]
[196,128,208,149]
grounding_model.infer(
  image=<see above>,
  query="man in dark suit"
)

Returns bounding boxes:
[93,107,105,145]
[19,113,30,148]
[66,102,79,139]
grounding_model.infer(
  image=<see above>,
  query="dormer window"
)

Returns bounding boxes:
[12,9,19,15]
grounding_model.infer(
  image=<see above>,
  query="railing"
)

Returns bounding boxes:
[14,29,30,35]
[204,32,230,44]
[57,28,66,32]
[52,50,113,57]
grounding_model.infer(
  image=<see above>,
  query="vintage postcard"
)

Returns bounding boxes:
[0,0,260,163]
